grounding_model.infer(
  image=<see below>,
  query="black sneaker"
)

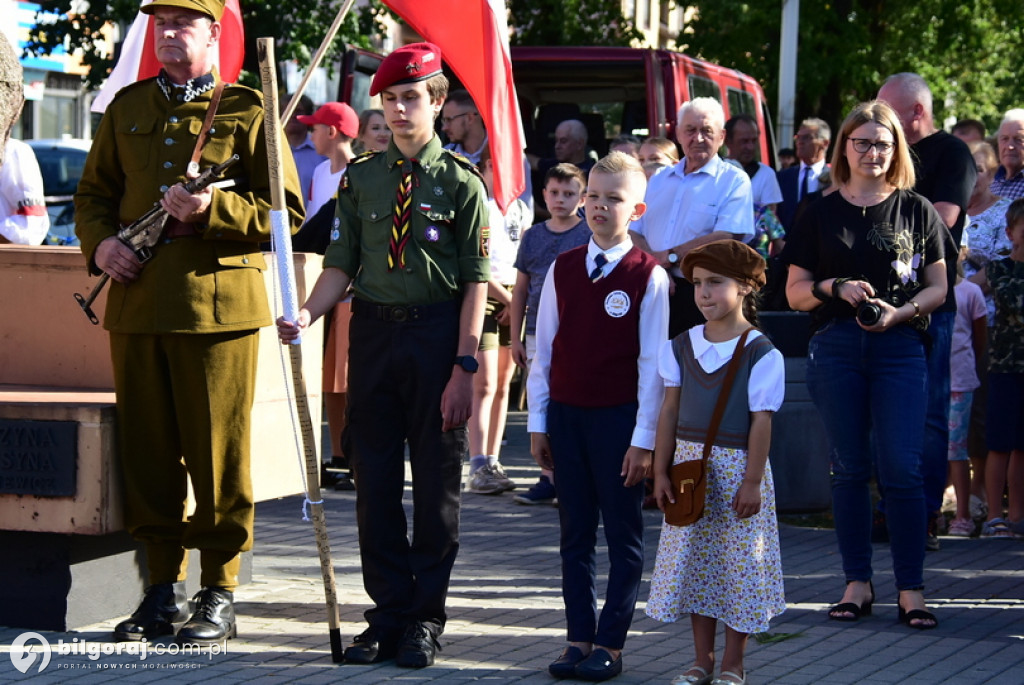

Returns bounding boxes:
[513,475,556,505]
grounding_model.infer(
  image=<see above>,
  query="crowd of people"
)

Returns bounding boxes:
[63,3,1022,681]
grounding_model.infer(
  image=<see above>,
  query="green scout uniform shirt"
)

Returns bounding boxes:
[324,135,490,305]
[75,72,305,334]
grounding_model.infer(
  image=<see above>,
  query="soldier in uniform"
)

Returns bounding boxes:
[277,43,489,668]
[74,0,304,646]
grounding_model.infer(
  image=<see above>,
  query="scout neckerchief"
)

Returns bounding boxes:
[387,158,415,271]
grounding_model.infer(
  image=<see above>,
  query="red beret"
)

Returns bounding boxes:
[682,239,767,289]
[296,102,359,138]
[369,42,443,97]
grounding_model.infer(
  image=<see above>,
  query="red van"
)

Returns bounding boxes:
[509,46,775,165]
[338,45,775,164]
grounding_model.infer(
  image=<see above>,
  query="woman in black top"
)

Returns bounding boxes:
[784,100,950,630]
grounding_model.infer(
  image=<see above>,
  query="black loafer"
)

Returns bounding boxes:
[549,646,588,678]
[176,587,236,645]
[343,627,399,664]
[395,622,441,668]
[114,582,188,642]
[574,647,623,682]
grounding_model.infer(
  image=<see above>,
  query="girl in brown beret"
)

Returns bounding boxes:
[646,239,786,685]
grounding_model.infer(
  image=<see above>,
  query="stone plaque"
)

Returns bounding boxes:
[0,420,77,497]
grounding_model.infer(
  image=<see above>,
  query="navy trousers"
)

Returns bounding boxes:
[548,400,645,650]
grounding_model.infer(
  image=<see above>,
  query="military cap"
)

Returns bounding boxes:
[141,0,225,21]
[369,42,443,97]
[297,102,359,138]
[682,239,767,289]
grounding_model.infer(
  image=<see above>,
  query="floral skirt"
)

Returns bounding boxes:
[646,439,786,633]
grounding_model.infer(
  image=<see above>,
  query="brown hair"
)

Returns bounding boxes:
[544,162,586,190]
[1006,198,1024,230]
[829,100,915,189]
[425,73,449,102]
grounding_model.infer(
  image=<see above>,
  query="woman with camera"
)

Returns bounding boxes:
[784,100,953,630]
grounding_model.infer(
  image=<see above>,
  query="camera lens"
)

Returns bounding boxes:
[856,301,882,326]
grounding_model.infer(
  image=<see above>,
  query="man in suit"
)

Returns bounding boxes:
[776,117,830,231]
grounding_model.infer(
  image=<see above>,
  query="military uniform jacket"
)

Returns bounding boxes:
[324,135,490,305]
[75,72,305,334]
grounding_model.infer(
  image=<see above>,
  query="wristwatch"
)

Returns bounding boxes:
[666,251,679,265]
[454,355,479,373]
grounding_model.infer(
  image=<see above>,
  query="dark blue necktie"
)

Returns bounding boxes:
[799,166,810,201]
[590,252,608,282]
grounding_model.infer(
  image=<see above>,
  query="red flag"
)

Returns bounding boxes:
[381,0,526,212]
[91,0,245,113]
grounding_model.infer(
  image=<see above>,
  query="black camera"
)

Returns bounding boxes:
[856,300,883,326]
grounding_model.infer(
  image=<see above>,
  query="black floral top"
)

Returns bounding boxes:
[783,189,953,331]
[986,257,1024,373]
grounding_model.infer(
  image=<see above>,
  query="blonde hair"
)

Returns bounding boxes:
[969,140,998,173]
[590,151,647,199]
[641,136,680,164]
[830,100,915,189]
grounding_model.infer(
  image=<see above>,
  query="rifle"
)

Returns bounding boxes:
[74,154,241,324]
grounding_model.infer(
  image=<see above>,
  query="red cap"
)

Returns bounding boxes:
[369,42,443,96]
[296,102,359,138]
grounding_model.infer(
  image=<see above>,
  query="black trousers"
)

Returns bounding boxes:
[345,299,466,636]
[669,276,705,338]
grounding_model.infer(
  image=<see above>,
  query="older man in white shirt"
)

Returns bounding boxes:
[631,97,753,336]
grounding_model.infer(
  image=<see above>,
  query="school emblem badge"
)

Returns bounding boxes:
[604,290,631,318]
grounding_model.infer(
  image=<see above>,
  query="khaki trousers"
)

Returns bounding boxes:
[110,330,258,589]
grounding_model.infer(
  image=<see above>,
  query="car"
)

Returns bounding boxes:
[27,138,92,246]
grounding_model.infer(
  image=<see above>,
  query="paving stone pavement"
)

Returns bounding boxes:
[1,412,1022,683]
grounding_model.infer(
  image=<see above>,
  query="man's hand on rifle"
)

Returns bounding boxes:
[160,181,213,223]
[95,236,144,284]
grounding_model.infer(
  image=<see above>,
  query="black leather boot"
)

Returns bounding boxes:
[113,582,188,642]
[175,587,236,645]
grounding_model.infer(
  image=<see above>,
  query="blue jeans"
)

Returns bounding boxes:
[922,311,954,514]
[807,319,928,590]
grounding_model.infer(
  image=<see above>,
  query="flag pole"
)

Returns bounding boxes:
[280,0,358,125]
[257,36,345,664]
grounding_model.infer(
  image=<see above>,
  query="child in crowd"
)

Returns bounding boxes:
[947,242,987,536]
[527,152,670,681]
[637,136,679,179]
[466,148,532,494]
[979,199,1024,538]
[647,240,786,685]
[510,163,589,505]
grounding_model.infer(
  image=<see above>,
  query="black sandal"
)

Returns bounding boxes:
[827,580,874,622]
[898,605,938,630]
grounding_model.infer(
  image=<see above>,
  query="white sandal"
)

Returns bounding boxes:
[712,670,746,685]
[672,665,713,684]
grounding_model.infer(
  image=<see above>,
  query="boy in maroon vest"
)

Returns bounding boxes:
[527,152,670,681]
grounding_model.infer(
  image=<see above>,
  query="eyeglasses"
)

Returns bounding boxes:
[442,112,473,125]
[848,138,894,155]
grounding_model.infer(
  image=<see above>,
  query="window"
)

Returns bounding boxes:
[727,88,756,116]
[688,75,719,102]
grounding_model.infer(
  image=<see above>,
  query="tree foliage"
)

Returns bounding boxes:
[507,0,642,46]
[23,0,387,90]
[680,0,1024,135]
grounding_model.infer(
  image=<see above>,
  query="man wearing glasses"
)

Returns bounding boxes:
[992,109,1024,200]
[777,117,831,232]
[441,89,532,210]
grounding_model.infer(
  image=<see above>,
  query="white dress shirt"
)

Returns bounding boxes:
[657,326,785,412]
[527,237,671,449]
[797,159,827,200]
[633,155,754,276]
